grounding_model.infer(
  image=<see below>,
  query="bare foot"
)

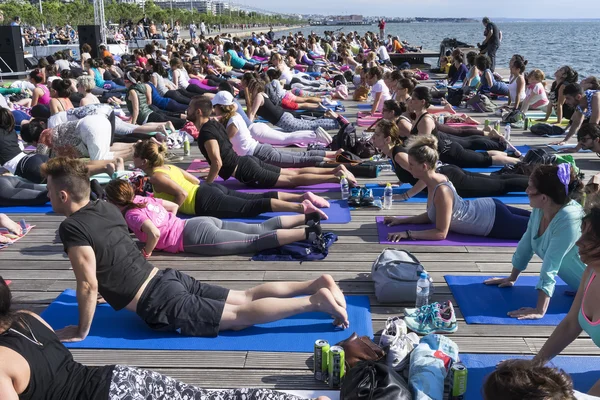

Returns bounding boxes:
[114,157,125,172]
[335,165,357,186]
[313,274,346,309]
[303,192,330,208]
[0,215,22,236]
[105,162,116,178]
[311,288,349,329]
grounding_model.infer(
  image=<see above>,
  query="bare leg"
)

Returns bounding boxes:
[277,214,309,228]
[489,150,520,165]
[276,192,330,207]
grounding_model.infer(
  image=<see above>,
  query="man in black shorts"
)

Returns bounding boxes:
[42,157,349,342]
[480,17,501,72]
[188,96,357,188]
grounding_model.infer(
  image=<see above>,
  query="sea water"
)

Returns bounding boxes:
[304,20,600,78]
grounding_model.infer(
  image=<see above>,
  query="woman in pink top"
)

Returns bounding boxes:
[105,180,323,258]
[29,69,51,107]
[520,69,550,111]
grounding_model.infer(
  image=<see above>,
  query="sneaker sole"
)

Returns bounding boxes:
[408,324,458,335]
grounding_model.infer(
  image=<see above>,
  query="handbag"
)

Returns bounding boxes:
[340,361,412,400]
[371,248,431,303]
[502,109,526,124]
[335,332,385,369]
[446,87,464,107]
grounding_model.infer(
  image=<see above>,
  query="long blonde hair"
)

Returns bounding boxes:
[406,134,439,169]
[215,104,236,127]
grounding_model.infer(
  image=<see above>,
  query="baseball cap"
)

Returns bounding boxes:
[211,91,234,106]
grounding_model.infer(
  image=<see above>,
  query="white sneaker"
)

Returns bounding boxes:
[379,316,407,348]
[390,332,419,372]
[321,97,337,107]
[314,127,333,145]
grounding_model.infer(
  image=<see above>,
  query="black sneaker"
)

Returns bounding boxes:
[348,186,362,208]
[360,188,375,207]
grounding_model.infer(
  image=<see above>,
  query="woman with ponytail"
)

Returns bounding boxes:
[384,134,531,241]
[29,69,50,108]
[140,70,188,113]
[485,164,586,320]
[49,78,74,115]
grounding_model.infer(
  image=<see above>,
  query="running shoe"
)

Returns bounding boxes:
[314,127,333,145]
[359,187,375,207]
[404,301,458,335]
[379,317,419,372]
[165,152,184,162]
[348,187,362,208]
[321,97,338,107]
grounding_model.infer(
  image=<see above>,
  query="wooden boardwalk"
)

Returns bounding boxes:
[2,74,599,391]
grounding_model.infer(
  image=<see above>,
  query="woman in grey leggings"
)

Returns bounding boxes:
[105,180,323,257]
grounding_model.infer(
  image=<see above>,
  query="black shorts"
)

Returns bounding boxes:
[234,155,281,188]
[136,268,230,337]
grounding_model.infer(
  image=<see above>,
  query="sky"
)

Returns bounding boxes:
[249,0,600,19]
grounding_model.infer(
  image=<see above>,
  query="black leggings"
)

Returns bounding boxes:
[147,111,185,129]
[15,154,49,184]
[164,90,191,104]
[439,164,529,198]
[0,176,48,206]
[439,141,493,168]
[448,134,505,151]
[193,182,278,218]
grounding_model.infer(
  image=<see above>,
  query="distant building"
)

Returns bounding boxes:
[324,15,365,26]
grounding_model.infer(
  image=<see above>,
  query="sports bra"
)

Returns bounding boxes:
[410,112,438,136]
[579,271,600,347]
[36,84,50,105]
[153,165,198,215]
[257,94,285,124]
[391,144,418,185]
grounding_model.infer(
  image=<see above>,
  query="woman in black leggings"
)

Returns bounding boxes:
[371,119,528,199]
[0,176,48,206]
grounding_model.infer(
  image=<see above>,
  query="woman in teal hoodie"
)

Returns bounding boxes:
[485,164,586,320]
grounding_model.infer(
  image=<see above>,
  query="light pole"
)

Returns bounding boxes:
[39,0,44,30]
[170,0,173,29]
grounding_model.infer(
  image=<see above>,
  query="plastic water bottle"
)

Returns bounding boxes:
[383,183,393,210]
[416,272,430,308]
[183,133,190,157]
[438,114,445,125]
[504,123,511,141]
[380,160,393,172]
[340,175,350,200]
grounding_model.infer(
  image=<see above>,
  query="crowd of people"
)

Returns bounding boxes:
[0,21,598,400]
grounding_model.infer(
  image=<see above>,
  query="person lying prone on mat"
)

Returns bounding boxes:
[0,176,49,207]
[39,157,349,343]
[371,120,528,199]
[133,140,330,220]
[530,199,600,397]
[483,359,598,400]
[485,164,586,320]
[105,179,326,257]
[383,134,530,242]
[189,96,359,189]
[0,278,333,400]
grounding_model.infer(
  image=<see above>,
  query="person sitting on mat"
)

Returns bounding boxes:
[133,140,330,219]
[371,119,529,200]
[485,164,586,320]
[367,66,392,116]
[537,66,578,125]
[483,359,595,400]
[190,96,359,188]
[105,179,325,257]
[528,196,600,397]
[383,134,530,241]
[212,91,338,168]
[476,54,509,97]
[553,83,600,152]
[0,278,333,400]
[408,87,523,167]
[40,157,349,343]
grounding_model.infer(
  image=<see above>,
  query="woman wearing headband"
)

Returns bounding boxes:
[485,164,586,320]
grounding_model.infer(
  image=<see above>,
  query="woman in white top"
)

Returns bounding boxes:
[520,69,550,111]
[212,91,337,168]
[367,66,392,115]
[169,57,207,95]
[148,59,192,104]
[507,57,527,109]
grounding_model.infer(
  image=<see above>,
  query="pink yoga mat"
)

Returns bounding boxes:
[358,111,383,119]
[375,216,519,247]
[357,118,379,127]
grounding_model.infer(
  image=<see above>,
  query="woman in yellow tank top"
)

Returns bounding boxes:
[133,140,332,219]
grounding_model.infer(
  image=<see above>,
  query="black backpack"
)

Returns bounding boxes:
[332,123,378,159]
[446,87,464,107]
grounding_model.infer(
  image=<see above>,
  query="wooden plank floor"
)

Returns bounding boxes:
[2,74,599,390]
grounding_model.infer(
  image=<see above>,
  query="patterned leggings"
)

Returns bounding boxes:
[275,112,339,133]
[109,365,304,400]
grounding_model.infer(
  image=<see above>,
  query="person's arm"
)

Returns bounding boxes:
[226,121,238,140]
[408,184,453,240]
[481,25,493,46]
[384,212,431,226]
[30,87,41,107]
[370,91,382,116]
[204,139,222,183]
[151,172,188,206]
[533,266,590,365]
[0,370,19,400]
[160,198,180,214]
[56,246,98,342]
[514,76,525,110]
[519,85,535,112]
[151,74,158,87]
[417,116,436,136]
[554,110,583,146]
[128,90,139,125]
[247,93,264,122]
[555,85,566,124]
[591,92,600,125]
[140,220,160,257]
[172,69,180,87]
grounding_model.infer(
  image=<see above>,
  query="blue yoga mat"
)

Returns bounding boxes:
[363,184,529,204]
[0,204,54,214]
[445,275,574,325]
[357,103,372,110]
[221,200,351,225]
[476,145,530,155]
[41,289,373,352]
[460,354,599,400]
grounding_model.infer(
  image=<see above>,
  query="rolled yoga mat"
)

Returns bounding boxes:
[375,217,520,247]
[445,275,574,325]
[459,354,599,400]
[41,289,373,352]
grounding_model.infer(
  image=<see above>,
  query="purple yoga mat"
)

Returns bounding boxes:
[375,216,519,247]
